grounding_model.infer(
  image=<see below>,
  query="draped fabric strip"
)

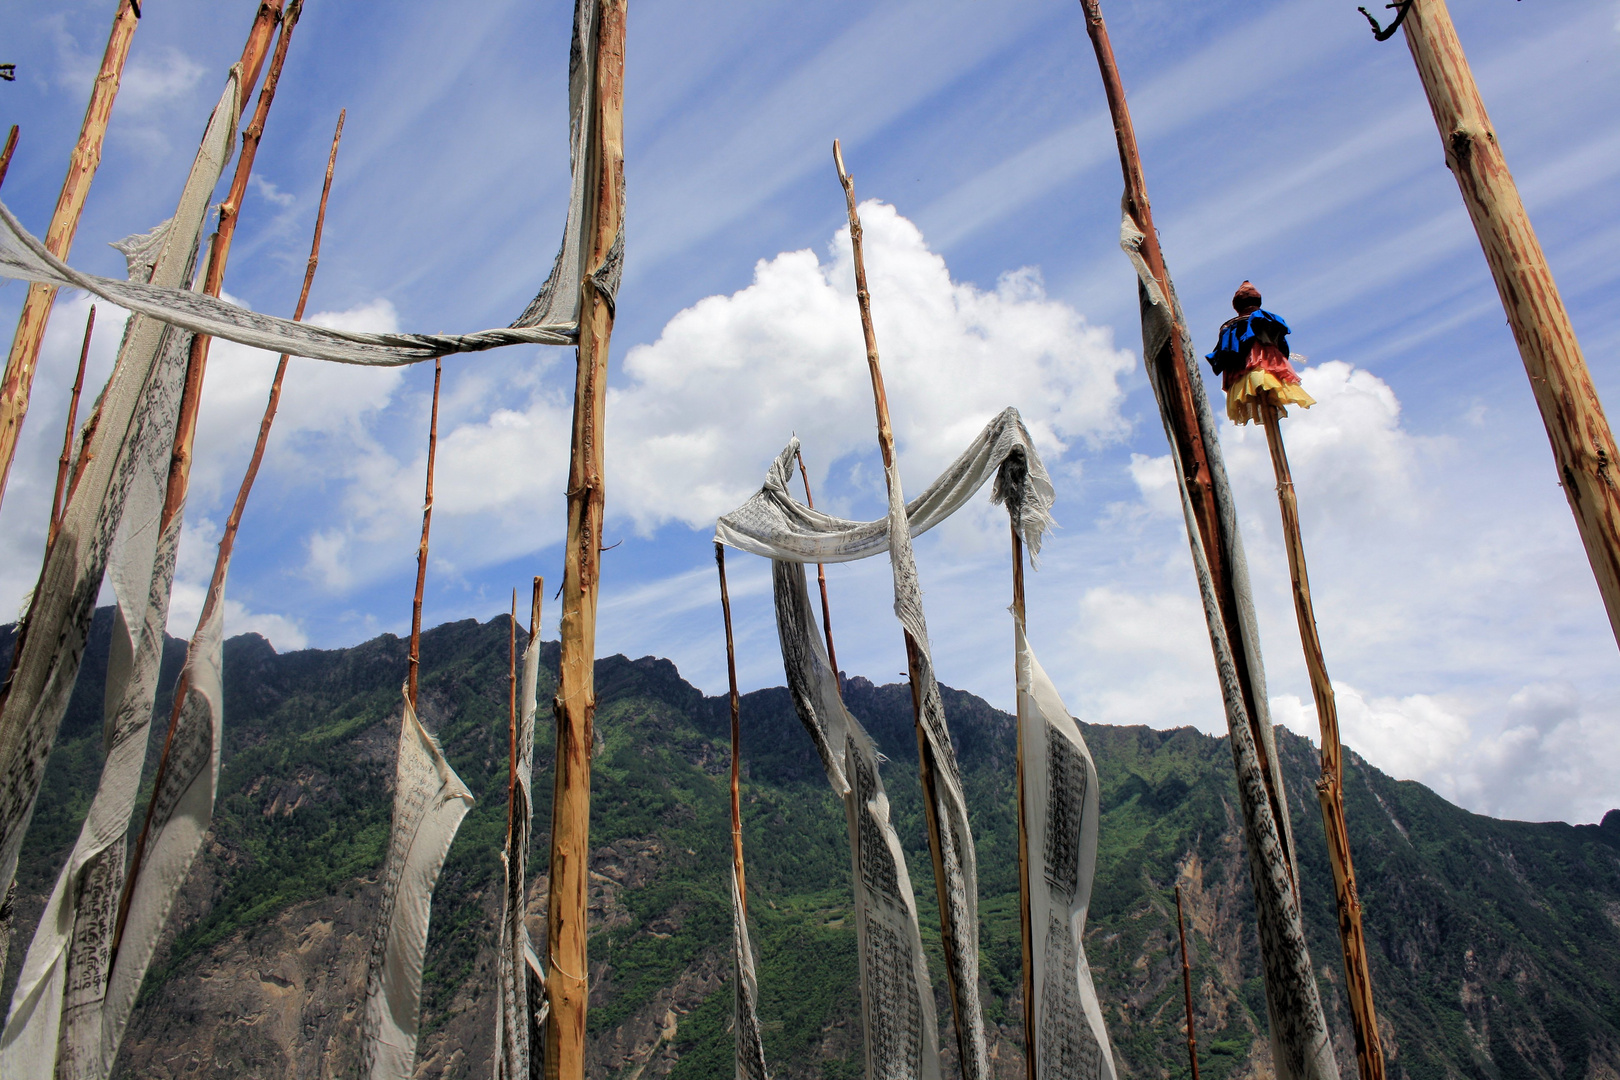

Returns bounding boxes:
[718,409,1054,1080]
[716,407,1054,566]
[360,689,475,1080]
[0,217,209,1078]
[0,67,242,967]
[495,628,546,1080]
[731,866,770,1080]
[1015,616,1117,1080]
[0,0,616,367]
[1119,207,1337,1080]
[98,598,227,1078]
[771,559,940,1080]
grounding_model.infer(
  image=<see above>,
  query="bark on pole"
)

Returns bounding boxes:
[716,543,747,915]
[49,305,95,548]
[1075,0,1294,880]
[544,1,626,1075]
[1011,525,1035,1080]
[0,0,140,512]
[1398,0,1620,647]
[1261,408,1385,1080]
[1175,885,1200,1080]
[160,0,293,536]
[833,137,983,1074]
[408,359,442,709]
[0,126,18,188]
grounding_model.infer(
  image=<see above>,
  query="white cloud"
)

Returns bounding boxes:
[610,201,1133,536]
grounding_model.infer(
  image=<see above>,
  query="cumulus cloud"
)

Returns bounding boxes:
[609,201,1134,535]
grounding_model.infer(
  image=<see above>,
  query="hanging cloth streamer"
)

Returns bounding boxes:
[717,406,1054,567]
[495,622,546,1080]
[359,687,475,1080]
[0,0,619,366]
[717,407,1054,1080]
[730,865,770,1080]
[1015,615,1117,1080]
[1119,206,1337,1080]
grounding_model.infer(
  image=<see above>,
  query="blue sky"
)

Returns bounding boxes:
[1,0,1617,824]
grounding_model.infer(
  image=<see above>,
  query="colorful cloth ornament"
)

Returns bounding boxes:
[1205,281,1315,426]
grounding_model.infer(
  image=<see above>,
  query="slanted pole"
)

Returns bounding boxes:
[1011,524,1034,1080]
[509,588,519,794]
[161,0,295,535]
[1396,0,1620,648]
[0,0,141,511]
[793,448,840,679]
[1175,884,1200,1080]
[716,543,747,915]
[1260,406,1384,1080]
[116,105,343,953]
[833,137,982,1073]
[408,359,443,709]
[545,2,627,1075]
[0,125,18,187]
[49,305,95,548]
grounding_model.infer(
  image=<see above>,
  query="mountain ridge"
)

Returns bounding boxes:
[2,611,1617,1080]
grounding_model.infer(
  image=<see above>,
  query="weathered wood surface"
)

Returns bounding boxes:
[1401,0,1620,647]
[545,2,627,1078]
[0,0,141,510]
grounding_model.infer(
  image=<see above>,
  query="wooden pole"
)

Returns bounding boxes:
[1397,0,1620,649]
[716,542,747,917]
[833,138,981,1072]
[160,0,293,538]
[793,448,840,680]
[408,359,443,709]
[510,588,519,796]
[545,2,626,1075]
[1175,884,1200,1080]
[1260,407,1385,1080]
[1012,524,1035,1080]
[0,125,17,188]
[1076,0,1294,885]
[0,0,141,512]
[48,305,95,548]
[114,108,343,955]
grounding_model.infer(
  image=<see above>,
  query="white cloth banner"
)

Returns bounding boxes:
[731,866,770,1080]
[1120,206,1336,1080]
[360,688,474,1080]
[96,597,226,1078]
[0,0,617,367]
[0,64,241,985]
[495,627,545,1080]
[1015,617,1116,1080]
[771,560,940,1080]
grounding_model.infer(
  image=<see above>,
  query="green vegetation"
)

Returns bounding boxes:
[5,613,1618,1080]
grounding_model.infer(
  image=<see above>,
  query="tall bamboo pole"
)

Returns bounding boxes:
[409,359,443,709]
[0,126,18,188]
[1011,524,1035,1080]
[716,543,747,916]
[1076,0,1294,885]
[49,305,95,547]
[833,138,982,1072]
[545,1,627,1075]
[793,448,840,678]
[1260,406,1384,1080]
[115,108,344,952]
[0,0,141,512]
[1396,0,1620,648]
[1175,884,1200,1080]
[161,0,294,538]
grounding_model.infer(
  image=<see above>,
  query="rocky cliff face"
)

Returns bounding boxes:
[4,615,1618,1080]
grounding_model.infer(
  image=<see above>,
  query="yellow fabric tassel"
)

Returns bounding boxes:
[1226,370,1316,426]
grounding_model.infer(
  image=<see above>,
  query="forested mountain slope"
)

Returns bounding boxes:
[3,613,1617,1080]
